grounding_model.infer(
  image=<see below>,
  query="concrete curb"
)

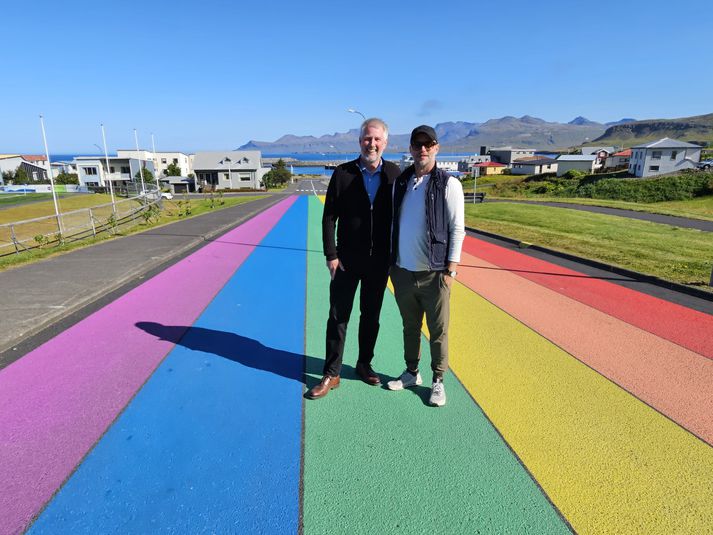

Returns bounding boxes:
[465,226,713,302]
[0,196,285,356]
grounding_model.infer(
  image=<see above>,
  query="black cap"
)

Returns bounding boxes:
[410,125,438,145]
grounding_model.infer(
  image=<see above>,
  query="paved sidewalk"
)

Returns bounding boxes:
[0,194,284,359]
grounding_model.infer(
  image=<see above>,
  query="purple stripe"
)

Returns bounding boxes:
[0,196,296,535]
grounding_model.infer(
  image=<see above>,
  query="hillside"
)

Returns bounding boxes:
[239,115,610,153]
[593,113,713,147]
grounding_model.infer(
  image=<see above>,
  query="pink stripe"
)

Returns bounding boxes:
[462,236,713,358]
[0,196,296,535]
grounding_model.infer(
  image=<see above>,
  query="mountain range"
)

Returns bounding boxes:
[239,113,713,153]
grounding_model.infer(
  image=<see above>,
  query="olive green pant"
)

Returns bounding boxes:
[391,265,450,380]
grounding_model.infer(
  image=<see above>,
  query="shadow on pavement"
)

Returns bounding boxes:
[136,321,355,390]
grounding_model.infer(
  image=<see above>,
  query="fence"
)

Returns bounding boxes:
[0,187,161,257]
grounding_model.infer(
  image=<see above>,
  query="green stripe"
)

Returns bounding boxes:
[303,195,569,534]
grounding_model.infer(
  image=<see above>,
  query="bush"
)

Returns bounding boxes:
[563,169,587,180]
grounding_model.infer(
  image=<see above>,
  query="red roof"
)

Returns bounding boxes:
[473,162,506,167]
[22,155,47,161]
[612,149,631,157]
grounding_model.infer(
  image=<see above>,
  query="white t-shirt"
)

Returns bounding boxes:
[396,171,465,272]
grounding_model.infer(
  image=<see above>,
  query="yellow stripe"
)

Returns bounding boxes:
[447,282,713,534]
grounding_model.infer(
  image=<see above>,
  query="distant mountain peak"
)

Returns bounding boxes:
[569,116,599,126]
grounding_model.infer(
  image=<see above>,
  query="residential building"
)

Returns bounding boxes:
[580,146,615,167]
[604,149,631,169]
[628,138,701,177]
[511,157,558,175]
[0,155,49,181]
[488,147,536,166]
[472,161,507,176]
[192,151,269,190]
[556,155,597,176]
[73,155,156,188]
[458,154,491,173]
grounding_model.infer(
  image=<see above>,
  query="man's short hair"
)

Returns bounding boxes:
[360,118,389,140]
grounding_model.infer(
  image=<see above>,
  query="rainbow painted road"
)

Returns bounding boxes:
[1,195,712,534]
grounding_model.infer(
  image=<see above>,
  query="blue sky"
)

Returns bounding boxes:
[2,0,712,152]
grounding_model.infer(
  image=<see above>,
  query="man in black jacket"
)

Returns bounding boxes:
[306,118,401,400]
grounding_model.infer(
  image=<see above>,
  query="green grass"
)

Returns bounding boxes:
[488,194,713,221]
[0,195,267,272]
[465,202,713,287]
[0,192,74,207]
[0,193,117,224]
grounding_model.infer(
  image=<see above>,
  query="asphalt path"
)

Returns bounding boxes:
[484,198,713,232]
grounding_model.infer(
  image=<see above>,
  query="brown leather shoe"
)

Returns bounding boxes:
[356,362,381,386]
[305,375,340,399]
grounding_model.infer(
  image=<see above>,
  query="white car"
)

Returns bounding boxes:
[697,159,713,170]
[161,191,174,200]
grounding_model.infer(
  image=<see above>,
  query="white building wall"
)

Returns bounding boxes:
[556,160,595,176]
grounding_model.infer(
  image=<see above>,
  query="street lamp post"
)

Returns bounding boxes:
[347,108,366,121]
[221,157,232,189]
[39,115,63,238]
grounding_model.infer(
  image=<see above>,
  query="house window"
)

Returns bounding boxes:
[121,166,130,174]
[173,158,178,164]
[161,158,167,164]
[649,165,659,171]
[110,166,115,173]
[224,173,230,181]
[85,167,98,175]
[670,151,678,160]
[240,174,251,181]
[651,151,661,160]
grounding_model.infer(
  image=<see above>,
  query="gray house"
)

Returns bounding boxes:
[628,138,701,177]
[192,151,269,190]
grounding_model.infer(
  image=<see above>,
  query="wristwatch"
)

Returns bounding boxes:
[445,270,457,278]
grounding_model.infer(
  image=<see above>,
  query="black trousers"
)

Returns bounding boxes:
[324,256,389,376]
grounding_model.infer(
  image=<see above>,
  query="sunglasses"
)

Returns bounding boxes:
[411,140,438,150]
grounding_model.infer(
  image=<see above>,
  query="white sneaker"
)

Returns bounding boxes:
[387,369,423,391]
[429,379,446,407]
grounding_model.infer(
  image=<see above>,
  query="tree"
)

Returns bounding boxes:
[135,167,155,184]
[262,158,292,189]
[15,168,29,183]
[166,162,181,176]
[55,172,79,185]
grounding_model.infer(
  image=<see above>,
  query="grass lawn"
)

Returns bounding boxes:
[465,202,713,287]
[0,192,75,207]
[0,195,267,272]
[0,193,117,224]
[487,195,713,221]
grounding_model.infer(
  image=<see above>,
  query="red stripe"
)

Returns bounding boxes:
[462,236,713,359]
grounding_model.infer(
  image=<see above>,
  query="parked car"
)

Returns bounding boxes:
[697,159,713,170]
[161,191,174,200]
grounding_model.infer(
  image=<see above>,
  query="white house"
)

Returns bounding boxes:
[581,146,615,166]
[604,149,631,169]
[511,157,558,175]
[118,150,193,178]
[556,155,597,176]
[192,151,269,190]
[0,155,49,182]
[73,155,156,188]
[628,138,701,177]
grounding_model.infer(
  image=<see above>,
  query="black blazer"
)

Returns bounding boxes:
[322,158,400,270]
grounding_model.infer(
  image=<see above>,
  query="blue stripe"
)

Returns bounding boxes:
[30,196,307,534]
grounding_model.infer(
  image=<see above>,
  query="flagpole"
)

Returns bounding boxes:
[39,114,63,237]
[101,124,116,214]
[134,129,146,196]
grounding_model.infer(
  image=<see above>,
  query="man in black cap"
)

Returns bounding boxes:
[306,118,401,400]
[387,125,465,407]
